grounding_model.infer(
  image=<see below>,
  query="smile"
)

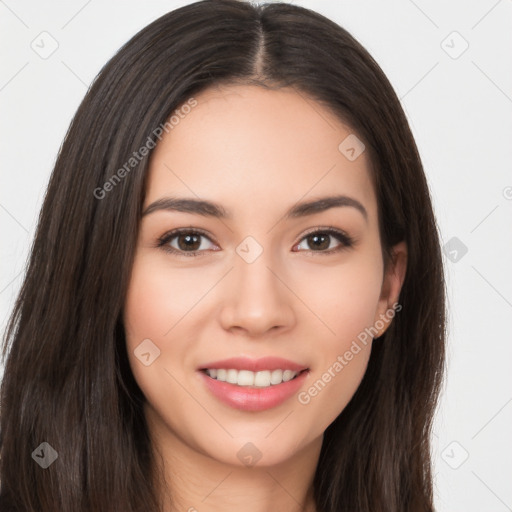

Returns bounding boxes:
[202,368,305,387]
[197,356,310,412]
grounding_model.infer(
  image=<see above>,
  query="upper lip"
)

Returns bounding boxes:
[198,356,309,373]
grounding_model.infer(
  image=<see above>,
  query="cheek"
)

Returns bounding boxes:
[298,341,372,436]
[297,285,376,434]
[124,254,213,344]
[292,249,384,345]
[122,255,207,397]
[291,253,382,427]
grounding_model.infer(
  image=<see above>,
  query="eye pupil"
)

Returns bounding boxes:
[178,234,201,251]
[309,233,329,250]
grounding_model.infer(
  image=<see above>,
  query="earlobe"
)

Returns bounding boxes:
[374,241,408,337]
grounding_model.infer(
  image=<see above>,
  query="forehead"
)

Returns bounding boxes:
[145,84,377,222]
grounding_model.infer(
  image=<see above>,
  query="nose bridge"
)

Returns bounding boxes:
[237,250,277,301]
[219,238,295,335]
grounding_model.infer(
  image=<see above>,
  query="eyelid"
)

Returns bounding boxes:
[297,225,351,242]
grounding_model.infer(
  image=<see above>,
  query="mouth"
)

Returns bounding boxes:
[200,368,309,388]
[197,357,310,411]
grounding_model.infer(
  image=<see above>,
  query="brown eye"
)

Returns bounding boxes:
[158,229,216,257]
[294,229,354,254]
[176,233,202,251]
[306,233,331,251]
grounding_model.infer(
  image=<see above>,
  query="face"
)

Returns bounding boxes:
[123,84,406,468]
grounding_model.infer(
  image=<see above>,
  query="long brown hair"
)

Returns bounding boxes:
[0,1,445,510]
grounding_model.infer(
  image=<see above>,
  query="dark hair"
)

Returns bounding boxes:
[0,1,445,510]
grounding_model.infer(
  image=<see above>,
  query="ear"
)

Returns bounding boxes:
[373,241,407,337]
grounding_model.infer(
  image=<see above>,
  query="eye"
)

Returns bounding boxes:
[157,228,217,257]
[293,228,354,255]
[157,227,354,258]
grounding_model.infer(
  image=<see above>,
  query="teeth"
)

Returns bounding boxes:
[254,371,270,387]
[226,369,238,384]
[285,370,297,381]
[237,370,255,386]
[270,369,283,385]
[204,368,300,387]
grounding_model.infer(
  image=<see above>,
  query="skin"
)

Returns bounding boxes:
[123,84,407,512]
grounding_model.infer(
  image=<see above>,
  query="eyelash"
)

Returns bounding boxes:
[156,227,354,258]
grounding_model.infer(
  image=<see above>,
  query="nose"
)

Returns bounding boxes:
[219,249,296,338]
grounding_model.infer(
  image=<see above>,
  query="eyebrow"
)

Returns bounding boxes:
[142,194,368,222]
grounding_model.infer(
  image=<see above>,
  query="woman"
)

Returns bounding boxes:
[0,1,446,510]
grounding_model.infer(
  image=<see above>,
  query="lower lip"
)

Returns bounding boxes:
[198,370,309,412]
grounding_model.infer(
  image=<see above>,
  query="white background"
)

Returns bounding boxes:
[1,1,511,510]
